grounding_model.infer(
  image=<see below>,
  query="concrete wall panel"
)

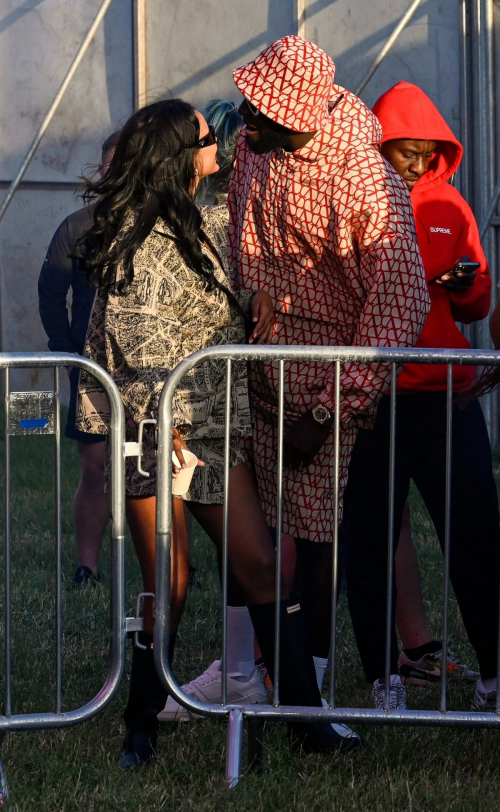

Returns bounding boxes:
[144,0,295,109]
[0,0,133,390]
[0,187,81,392]
[0,0,133,183]
[311,0,460,135]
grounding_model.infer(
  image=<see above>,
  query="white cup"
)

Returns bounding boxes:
[172,449,198,496]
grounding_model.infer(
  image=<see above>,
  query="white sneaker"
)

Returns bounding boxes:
[472,678,498,711]
[321,698,361,744]
[158,660,267,722]
[372,675,408,711]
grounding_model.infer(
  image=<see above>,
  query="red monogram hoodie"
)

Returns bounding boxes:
[228,39,430,541]
[372,81,491,393]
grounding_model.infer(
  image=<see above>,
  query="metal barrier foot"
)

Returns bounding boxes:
[247,718,264,774]
[225,709,244,788]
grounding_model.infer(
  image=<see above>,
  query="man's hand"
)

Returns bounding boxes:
[248,290,275,344]
[282,407,332,469]
[435,254,476,292]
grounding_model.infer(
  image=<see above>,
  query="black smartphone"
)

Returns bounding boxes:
[430,261,480,284]
[452,261,480,275]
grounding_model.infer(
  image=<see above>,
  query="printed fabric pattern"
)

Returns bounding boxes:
[229,84,430,542]
[233,35,335,132]
[121,429,246,500]
[77,205,253,446]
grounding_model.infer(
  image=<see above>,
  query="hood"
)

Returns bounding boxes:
[372,82,462,191]
[288,85,382,171]
[233,36,336,132]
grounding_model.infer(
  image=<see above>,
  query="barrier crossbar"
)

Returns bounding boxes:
[154,345,500,788]
[0,352,127,805]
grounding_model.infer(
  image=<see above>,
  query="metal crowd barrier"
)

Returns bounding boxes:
[0,352,128,806]
[153,345,500,788]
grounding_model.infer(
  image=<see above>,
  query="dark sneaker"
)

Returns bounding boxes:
[289,716,362,754]
[399,649,479,685]
[321,699,362,748]
[71,565,101,587]
[119,734,155,769]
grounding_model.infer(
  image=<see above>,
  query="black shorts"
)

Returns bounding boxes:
[65,367,106,444]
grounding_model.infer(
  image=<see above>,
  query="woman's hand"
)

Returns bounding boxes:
[248,290,275,344]
[172,428,204,478]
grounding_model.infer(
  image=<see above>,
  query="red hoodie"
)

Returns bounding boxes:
[372,82,491,393]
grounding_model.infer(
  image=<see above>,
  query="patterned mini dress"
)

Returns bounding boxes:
[77,205,253,502]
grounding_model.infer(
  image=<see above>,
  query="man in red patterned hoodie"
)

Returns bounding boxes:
[345,82,500,712]
[228,39,430,692]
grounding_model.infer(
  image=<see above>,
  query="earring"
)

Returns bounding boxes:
[193,168,199,176]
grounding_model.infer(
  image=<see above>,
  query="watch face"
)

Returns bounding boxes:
[313,405,330,423]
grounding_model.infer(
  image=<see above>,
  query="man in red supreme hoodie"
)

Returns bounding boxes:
[345,81,500,712]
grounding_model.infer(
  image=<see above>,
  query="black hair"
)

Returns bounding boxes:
[76,98,239,309]
[101,130,122,164]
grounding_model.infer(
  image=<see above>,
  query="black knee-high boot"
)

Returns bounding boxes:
[248,596,361,753]
[119,631,177,769]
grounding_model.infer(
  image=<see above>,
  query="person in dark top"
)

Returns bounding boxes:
[38,132,120,586]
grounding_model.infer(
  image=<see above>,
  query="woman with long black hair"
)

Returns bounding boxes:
[76,98,357,767]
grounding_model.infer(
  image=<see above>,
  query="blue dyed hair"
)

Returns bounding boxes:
[200,98,243,199]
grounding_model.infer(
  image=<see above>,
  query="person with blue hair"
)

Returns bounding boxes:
[197,99,243,204]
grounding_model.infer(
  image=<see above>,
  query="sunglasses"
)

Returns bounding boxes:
[246,99,260,116]
[197,124,217,149]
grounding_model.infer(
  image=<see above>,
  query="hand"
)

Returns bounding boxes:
[248,290,275,344]
[282,407,332,469]
[435,254,476,291]
[172,428,204,478]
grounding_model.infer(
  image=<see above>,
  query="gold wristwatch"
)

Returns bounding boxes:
[311,404,332,425]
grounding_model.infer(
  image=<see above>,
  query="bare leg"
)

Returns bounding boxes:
[126,496,191,635]
[186,465,287,605]
[74,441,109,573]
[221,532,296,601]
[395,500,431,649]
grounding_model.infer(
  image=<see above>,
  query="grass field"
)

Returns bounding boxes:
[1,421,500,811]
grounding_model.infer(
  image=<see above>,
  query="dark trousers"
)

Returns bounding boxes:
[344,393,500,683]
